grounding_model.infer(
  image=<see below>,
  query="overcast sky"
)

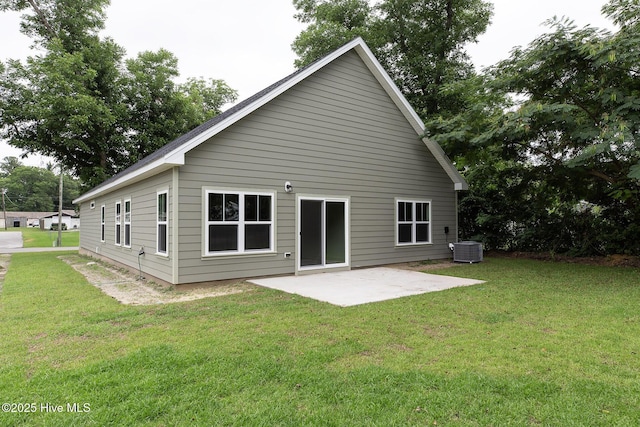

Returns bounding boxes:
[0,0,614,166]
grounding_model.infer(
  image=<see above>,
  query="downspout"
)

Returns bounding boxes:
[455,190,459,243]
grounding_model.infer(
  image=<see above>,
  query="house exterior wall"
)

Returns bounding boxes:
[79,169,175,284]
[76,49,461,285]
[175,50,458,283]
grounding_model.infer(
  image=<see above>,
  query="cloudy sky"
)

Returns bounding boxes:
[0,0,614,166]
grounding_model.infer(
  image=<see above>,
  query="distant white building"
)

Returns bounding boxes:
[0,210,78,229]
[40,212,80,230]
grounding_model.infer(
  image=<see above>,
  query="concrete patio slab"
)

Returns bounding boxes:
[249,267,485,307]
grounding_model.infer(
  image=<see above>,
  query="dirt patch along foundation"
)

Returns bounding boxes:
[59,254,252,305]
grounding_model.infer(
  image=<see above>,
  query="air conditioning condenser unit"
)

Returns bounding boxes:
[453,241,483,263]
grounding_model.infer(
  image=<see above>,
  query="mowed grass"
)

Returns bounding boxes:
[19,227,79,248]
[1,253,639,426]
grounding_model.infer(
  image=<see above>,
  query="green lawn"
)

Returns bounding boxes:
[1,253,639,426]
[3,227,80,248]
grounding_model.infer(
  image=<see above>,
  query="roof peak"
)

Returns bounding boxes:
[74,37,465,204]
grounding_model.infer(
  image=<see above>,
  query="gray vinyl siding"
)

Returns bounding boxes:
[79,202,101,247]
[175,50,457,283]
[79,170,174,283]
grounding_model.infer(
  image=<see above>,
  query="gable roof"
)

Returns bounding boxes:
[74,38,467,204]
[39,212,78,219]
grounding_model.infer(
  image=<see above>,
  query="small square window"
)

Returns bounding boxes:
[396,199,431,245]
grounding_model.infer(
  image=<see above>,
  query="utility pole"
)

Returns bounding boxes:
[57,166,63,247]
[2,188,6,231]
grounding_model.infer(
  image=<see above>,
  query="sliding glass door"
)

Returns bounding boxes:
[299,197,348,269]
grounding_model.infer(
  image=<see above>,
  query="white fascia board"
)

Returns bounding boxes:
[72,157,182,204]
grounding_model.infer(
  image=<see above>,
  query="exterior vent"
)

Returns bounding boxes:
[453,241,483,263]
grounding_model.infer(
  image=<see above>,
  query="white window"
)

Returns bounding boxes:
[205,190,274,255]
[157,191,168,255]
[396,199,431,245]
[124,199,131,248]
[100,205,105,242]
[115,201,122,246]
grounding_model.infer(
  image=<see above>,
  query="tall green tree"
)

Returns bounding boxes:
[122,50,237,165]
[431,0,640,255]
[292,0,377,64]
[0,166,56,211]
[0,157,79,211]
[292,0,493,118]
[0,156,22,176]
[0,0,237,187]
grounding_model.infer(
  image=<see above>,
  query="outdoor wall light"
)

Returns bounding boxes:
[284,181,293,193]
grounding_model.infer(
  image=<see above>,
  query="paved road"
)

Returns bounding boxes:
[0,231,79,253]
[0,232,23,249]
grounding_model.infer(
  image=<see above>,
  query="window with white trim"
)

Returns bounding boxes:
[100,205,105,242]
[157,191,168,255]
[205,190,274,255]
[124,199,131,248]
[115,201,122,245]
[397,200,431,245]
